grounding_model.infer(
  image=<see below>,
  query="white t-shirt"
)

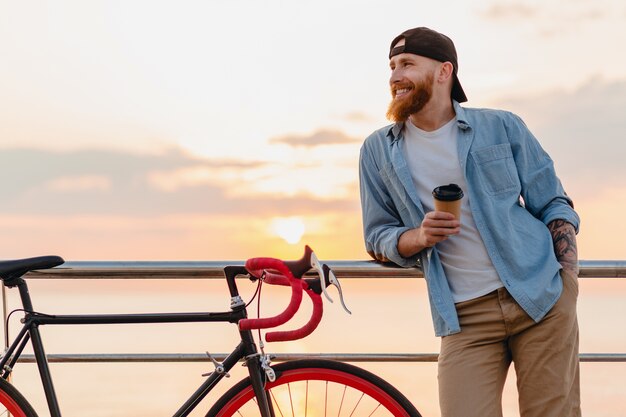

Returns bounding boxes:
[402,118,503,303]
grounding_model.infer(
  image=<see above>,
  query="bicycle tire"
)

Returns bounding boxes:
[206,359,421,417]
[0,377,39,417]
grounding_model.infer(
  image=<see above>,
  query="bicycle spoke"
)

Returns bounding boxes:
[347,392,365,417]
[367,404,382,417]
[325,381,328,417]
[304,380,308,417]
[337,385,347,417]
[270,389,285,417]
[287,384,294,417]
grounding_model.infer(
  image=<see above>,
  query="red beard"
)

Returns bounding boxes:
[386,73,434,122]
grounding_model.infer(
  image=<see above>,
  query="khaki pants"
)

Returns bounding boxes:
[438,270,581,417]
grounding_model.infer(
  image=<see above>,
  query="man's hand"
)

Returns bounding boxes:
[398,211,460,258]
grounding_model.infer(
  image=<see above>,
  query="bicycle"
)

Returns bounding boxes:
[0,245,421,417]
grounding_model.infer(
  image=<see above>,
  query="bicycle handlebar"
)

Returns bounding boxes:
[238,257,304,333]
[237,245,328,343]
[266,282,323,343]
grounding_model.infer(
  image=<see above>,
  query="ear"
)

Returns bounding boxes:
[437,62,454,83]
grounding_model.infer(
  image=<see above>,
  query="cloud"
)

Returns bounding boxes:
[0,147,244,198]
[146,166,221,192]
[269,129,362,148]
[45,175,112,192]
[481,3,537,20]
[494,76,626,200]
[340,112,376,123]
[478,2,610,37]
[0,146,357,217]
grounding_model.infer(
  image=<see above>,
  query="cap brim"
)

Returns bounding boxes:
[452,73,467,103]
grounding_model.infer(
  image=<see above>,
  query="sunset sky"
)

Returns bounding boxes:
[1,4,626,416]
[1,0,625,261]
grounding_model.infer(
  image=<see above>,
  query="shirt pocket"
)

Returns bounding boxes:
[470,143,520,195]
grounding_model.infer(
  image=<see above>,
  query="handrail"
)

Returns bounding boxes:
[12,353,626,363]
[3,260,626,364]
[21,260,626,279]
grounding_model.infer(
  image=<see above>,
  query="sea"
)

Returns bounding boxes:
[3,275,625,417]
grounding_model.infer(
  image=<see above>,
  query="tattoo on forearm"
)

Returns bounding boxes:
[547,219,579,274]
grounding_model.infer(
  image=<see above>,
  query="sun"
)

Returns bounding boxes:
[270,217,306,244]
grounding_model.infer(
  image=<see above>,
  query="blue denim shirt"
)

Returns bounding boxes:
[359,102,580,336]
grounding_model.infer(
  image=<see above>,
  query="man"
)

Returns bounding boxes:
[359,27,581,417]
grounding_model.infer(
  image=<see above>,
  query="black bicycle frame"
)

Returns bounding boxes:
[0,265,275,417]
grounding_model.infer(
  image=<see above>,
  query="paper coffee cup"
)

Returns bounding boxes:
[432,184,464,220]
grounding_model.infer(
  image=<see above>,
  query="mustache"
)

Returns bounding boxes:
[390,82,414,96]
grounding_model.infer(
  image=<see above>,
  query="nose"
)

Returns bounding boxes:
[389,67,403,85]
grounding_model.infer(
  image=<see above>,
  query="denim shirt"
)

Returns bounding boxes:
[359,101,580,337]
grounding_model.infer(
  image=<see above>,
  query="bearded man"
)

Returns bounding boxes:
[358,27,581,417]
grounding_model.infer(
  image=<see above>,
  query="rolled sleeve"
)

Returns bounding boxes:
[367,226,420,267]
[540,198,580,233]
[359,141,420,268]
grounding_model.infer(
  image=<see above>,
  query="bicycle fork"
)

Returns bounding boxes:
[245,353,276,417]
[238,327,276,417]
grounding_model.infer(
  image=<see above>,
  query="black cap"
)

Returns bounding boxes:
[432,184,464,201]
[389,27,468,103]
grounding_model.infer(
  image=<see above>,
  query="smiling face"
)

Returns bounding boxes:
[386,38,446,122]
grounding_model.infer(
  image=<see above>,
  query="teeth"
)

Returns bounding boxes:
[396,88,409,94]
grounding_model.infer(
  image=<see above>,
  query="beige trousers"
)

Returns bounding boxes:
[438,270,581,417]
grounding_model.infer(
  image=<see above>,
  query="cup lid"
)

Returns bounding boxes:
[432,184,464,201]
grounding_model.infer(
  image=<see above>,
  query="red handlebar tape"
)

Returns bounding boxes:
[238,254,324,342]
[266,284,323,342]
[238,257,303,332]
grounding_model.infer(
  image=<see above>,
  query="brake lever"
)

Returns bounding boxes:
[310,251,334,303]
[322,264,352,315]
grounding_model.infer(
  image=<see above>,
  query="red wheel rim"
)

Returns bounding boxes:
[0,389,28,417]
[217,367,411,417]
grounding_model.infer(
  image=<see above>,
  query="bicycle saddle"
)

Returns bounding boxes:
[0,256,65,284]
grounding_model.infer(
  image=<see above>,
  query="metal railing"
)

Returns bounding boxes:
[4,260,626,364]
